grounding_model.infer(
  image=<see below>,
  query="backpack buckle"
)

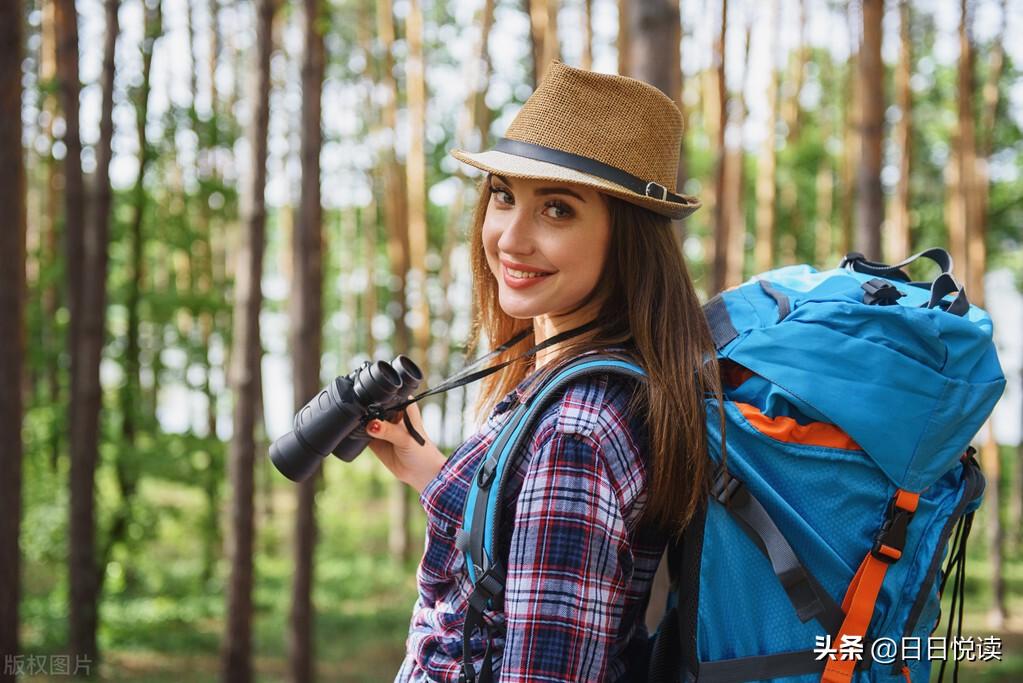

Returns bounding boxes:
[861,278,905,306]
[711,466,748,508]
[871,495,916,564]
[477,458,498,488]
[467,564,507,611]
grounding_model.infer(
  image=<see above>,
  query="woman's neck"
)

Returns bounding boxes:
[531,302,602,370]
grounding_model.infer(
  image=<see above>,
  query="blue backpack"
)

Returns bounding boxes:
[456,248,1006,683]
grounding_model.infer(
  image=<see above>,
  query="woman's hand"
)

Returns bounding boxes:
[366,401,447,494]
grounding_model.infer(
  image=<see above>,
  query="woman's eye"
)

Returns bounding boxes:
[491,187,512,205]
[543,200,573,220]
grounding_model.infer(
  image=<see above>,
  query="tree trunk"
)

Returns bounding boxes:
[815,53,836,268]
[581,0,593,71]
[722,18,750,287]
[527,0,541,87]
[543,0,559,78]
[376,0,409,354]
[405,0,429,565]
[209,0,220,116]
[754,0,780,274]
[839,7,860,257]
[198,0,224,585]
[201,345,223,585]
[406,0,430,368]
[978,0,1006,162]
[39,1,63,451]
[376,0,412,563]
[90,0,123,602]
[887,0,912,263]
[710,0,729,293]
[466,0,496,152]
[948,0,977,293]
[355,2,378,359]
[625,0,685,241]
[982,429,1006,628]
[526,0,558,86]
[981,0,1016,557]
[676,9,691,243]
[780,0,806,143]
[287,0,325,680]
[617,0,629,77]
[856,0,883,260]
[625,0,680,102]
[56,0,98,665]
[814,158,834,267]
[340,209,359,364]
[222,0,275,680]
[969,0,1006,301]
[475,0,496,147]
[210,0,229,293]
[721,143,745,286]
[362,202,378,357]
[775,0,805,262]
[254,332,272,542]
[966,0,1008,627]
[0,4,26,677]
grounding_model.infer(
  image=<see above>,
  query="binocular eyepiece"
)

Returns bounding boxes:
[269,355,424,482]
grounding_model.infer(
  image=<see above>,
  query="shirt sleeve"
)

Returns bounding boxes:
[498,429,633,683]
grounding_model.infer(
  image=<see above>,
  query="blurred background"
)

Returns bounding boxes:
[0,0,1021,680]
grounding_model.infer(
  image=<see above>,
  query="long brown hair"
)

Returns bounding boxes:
[464,176,721,535]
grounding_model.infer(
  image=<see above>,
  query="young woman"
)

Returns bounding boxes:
[366,61,720,682]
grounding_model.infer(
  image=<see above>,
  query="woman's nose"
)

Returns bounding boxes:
[496,205,535,255]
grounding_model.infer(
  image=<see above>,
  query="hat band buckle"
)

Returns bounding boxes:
[644,181,668,202]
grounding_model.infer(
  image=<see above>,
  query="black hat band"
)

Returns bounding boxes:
[491,138,689,206]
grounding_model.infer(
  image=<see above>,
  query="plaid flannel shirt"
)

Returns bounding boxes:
[395,352,667,682]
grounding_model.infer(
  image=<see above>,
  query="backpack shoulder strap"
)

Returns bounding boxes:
[456,354,646,683]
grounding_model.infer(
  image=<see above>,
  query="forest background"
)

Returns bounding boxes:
[1,0,1022,680]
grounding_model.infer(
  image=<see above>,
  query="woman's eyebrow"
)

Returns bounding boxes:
[492,173,587,203]
[535,186,587,202]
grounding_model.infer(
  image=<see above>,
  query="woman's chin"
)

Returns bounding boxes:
[497,291,544,320]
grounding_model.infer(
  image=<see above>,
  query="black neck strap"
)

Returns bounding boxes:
[392,319,600,413]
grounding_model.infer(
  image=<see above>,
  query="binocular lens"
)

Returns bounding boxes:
[393,355,423,386]
[354,360,402,405]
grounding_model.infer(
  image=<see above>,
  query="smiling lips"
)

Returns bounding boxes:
[501,260,555,289]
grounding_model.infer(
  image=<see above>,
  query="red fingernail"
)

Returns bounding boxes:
[368,421,380,433]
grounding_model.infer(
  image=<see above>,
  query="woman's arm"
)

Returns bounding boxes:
[500,429,632,683]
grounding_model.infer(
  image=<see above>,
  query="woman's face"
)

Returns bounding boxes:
[482,174,612,324]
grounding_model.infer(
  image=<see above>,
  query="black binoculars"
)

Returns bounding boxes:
[268,355,423,482]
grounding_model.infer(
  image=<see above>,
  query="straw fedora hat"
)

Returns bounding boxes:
[451,60,701,220]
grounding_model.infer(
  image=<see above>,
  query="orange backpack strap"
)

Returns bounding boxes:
[821,490,920,683]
